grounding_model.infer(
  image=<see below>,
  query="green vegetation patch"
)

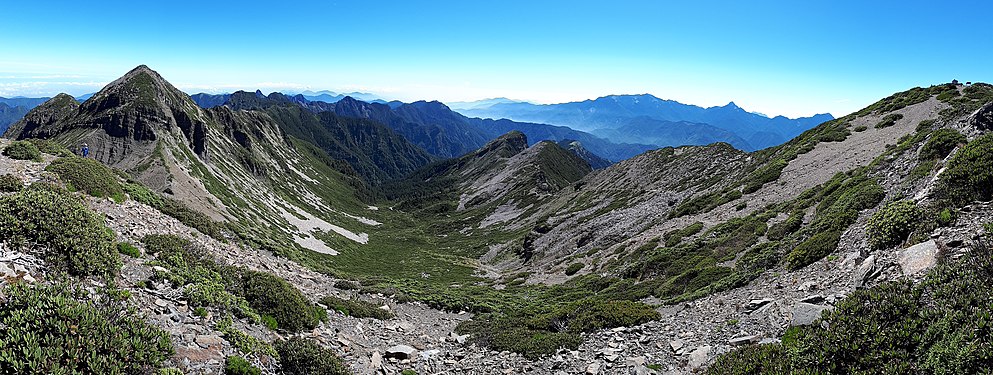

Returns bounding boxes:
[710,238,993,374]
[319,295,394,320]
[27,138,74,157]
[0,281,173,373]
[224,356,261,375]
[936,133,993,206]
[144,234,325,332]
[0,188,120,277]
[874,113,904,129]
[866,200,922,250]
[46,157,125,201]
[0,174,22,192]
[919,128,966,161]
[2,140,42,161]
[564,262,584,276]
[275,337,351,375]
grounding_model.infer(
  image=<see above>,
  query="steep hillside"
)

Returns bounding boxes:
[5,65,386,260]
[225,91,436,184]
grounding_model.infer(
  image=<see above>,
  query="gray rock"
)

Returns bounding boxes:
[669,339,684,354]
[897,240,938,275]
[729,335,760,346]
[791,302,832,326]
[688,346,712,369]
[586,362,601,375]
[854,255,876,287]
[370,351,383,369]
[970,101,993,131]
[0,263,14,278]
[745,298,774,312]
[385,344,417,360]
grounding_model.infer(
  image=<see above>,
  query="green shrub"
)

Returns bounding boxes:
[766,212,803,241]
[27,139,74,157]
[565,262,584,276]
[854,125,868,132]
[920,129,966,161]
[0,282,173,373]
[216,315,277,357]
[874,113,904,129]
[275,337,350,375]
[936,133,993,205]
[319,295,394,320]
[158,368,184,375]
[936,208,956,227]
[713,240,993,374]
[786,231,841,270]
[0,188,120,277]
[401,370,418,375]
[2,140,42,161]
[118,242,141,257]
[237,270,324,332]
[0,174,22,192]
[225,356,261,375]
[743,159,788,194]
[458,298,659,359]
[123,181,163,207]
[664,222,704,247]
[158,197,222,238]
[866,200,922,250]
[45,157,124,200]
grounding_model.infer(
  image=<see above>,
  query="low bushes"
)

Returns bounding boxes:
[919,129,966,161]
[0,282,173,373]
[936,133,993,206]
[45,157,124,201]
[2,140,42,161]
[236,269,326,332]
[866,200,922,250]
[0,188,120,277]
[664,222,704,247]
[766,212,802,241]
[786,231,842,270]
[874,113,904,129]
[564,262,584,276]
[27,139,74,157]
[710,239,993,374]
[0,174,22,192]
[224,355,261,375]
[144,234,324,332]
[457,297,659,359]
[319,295,394,320]
[275,337,350,375]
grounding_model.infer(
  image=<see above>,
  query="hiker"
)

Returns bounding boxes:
[81,143,89,157]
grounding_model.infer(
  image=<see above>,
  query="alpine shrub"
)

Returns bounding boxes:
[2,140,42,161]
[0,282,173,373]
[319,295,394,320]
[866,200,922,250]
[919,128,966,161]
[275,337,350,375]
[0,188,120,277]
[224,355,261,375]
[45,157,124,200]
[0,174,22,192]
[936,133,993,205]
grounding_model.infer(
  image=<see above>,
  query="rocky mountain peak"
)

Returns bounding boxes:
[475,130,528,158]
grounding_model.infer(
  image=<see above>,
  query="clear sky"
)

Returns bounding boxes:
[1,0,989,118]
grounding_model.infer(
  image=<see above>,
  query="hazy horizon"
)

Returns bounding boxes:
[3,0,991,118]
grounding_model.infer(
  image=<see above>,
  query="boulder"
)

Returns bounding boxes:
[385,344,417,360]
[688,346,712,369]
[970,101,993,131]
[791,302,832,326]
[729,335,761,346]
[745,298,774,312]
[854,255,876,288]
[586,362,601,375]
[897,240,939,276]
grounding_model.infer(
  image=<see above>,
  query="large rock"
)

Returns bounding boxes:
[970,101,993,131]
[688,345,712,369]
[385,344,417,360]
[897,240,939,275]
[853,255,876,288]
[791,302,833,326]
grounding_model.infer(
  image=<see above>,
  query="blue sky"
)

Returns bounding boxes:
[1,1,989,117]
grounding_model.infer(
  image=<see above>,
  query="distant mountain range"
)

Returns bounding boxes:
[455,94,834,151]
[0,97,52,134]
